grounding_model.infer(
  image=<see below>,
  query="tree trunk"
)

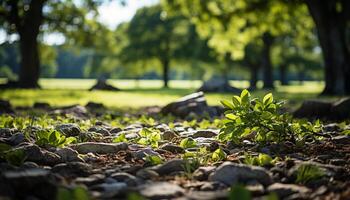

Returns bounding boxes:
[18,34,40,88]
[262,32,274,89]
[17,0,45,88]
[305,0,350,95]
[279,65,288,85]
[162,59,170,88]
[249,64,258,89]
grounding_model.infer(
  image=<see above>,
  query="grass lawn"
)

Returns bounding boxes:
[0,78,331,109]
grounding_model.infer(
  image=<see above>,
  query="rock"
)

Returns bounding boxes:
[246,182,265,196]
[329,159,347,166]
[14,144,61,165]
[153,159,186,176]
[208,162,272,186]
[55,147,84,162]
[200,182,225,191]
[186,190,228,200]
[0,128,12,137]
[89,78,120,91]
[53,105,89,118]
[136,169,159,179]
[0,169,58,199]
[7,132,27,145]
[90,182,127,198]
[85,101,105,110]
[110,127,122,134]
[52,162,91,177]
[133,148,160,159]
[161,92,221,118]
[139,182,184,199]
[267,183,310,198]
[162,130,179,140]
[0,99,14,114]
[155,124,170,132]
[193,166,216,181]
[322,123,341,132]
[293,100,332,119]
[33,102,50,109]
[110,172,140,186]
[331,97,350,119]
[73,142,128,154]
[197,79,241,93]
[88,126,110,136]
[75,174,105,186]
[22,161,40,169]
[56,123,81,136]
[332,135,350,145]
[160,143,185,154]
[193,130,218,138]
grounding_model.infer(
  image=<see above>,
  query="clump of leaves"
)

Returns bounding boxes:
[211,148,227,162]
[137,128,161,148]
[143,154,163,165]
[35,129,77,147]
[113,133,128,143]
[243,153,276,167]
[179,138,198,149]
[56,186,90,200]
[182,158,201,179]
[0,143,27,166]
[219,89,322,144]
[295,164,325,184]
[229,185,252,200]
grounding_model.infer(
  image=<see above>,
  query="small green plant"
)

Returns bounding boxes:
[113,133,128,143]
[56,186,90,200]
[143,154,164,165]
[35,129,77,147]
[137,128,161,148]
[0,143,27,166]
[179,138,197,149]
[243,153,276,166]
[229,185,252,200]
[219,89,322,144]
[295,164,325,184]
[182,158,201,179]
[211,148,227,162]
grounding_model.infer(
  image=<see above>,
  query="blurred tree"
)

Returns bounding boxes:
[0,0,109,88]
[119,5,214,88]
[304,0,350,95]
[163,0,314,89]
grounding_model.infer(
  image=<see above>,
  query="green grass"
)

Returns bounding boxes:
[0,78,330,109]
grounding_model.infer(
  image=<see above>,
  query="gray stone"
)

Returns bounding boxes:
[53,105,88,118]
[56,123,81,136]
[193,130,218,138]
[110,127,122,134]
[155,124,170,132]
[186,190,228,200]
[75,174,105,186]
[153,159,186,176]
[331,97,350,119]
[293,100,332,119]
[52,162,91,177]
[136,169,159,179]
[160,143,185,153]
[208,162,272,186]
[88,126,110,136]
[7,132,26,145]
[162,130,179,140]
[139,182,184,199]
[267,183,310,198]
[0,168,57,199]
[193,166,216,181]
[110,172,140,186]
[133,148,160,159]
[14,144,61,165]
[72,142,128,154]
[198,79,241,93]
[55,147,84,162]
[332,135,350,145]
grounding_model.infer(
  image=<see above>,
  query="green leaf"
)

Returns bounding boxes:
[49,131,59,144]
[258,154,273,166]
[229,185,251,200]
[144,154,163,165]
[179,138,197,149]
[240,89,251,105]
[263,93,273,105]
[113,133,128,143]
[225,113,237,120]
[211,148,227,162]
[232,96,241,106]
[221,100,234,109]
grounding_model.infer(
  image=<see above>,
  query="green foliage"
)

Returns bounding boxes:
[143,154,164,166]
[179,138,198,149]
[229,185,252,200]
[219,89,322,144]
[295,164,325,184]
[113,133,128,143]
[243,153,275,167]
[137,128,161,148]
[35,129,77,148]
[0,143,27,166]
[211,148,227,162]
[56,186,90,200]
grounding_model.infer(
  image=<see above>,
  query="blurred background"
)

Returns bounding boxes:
[0,0,349,108]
